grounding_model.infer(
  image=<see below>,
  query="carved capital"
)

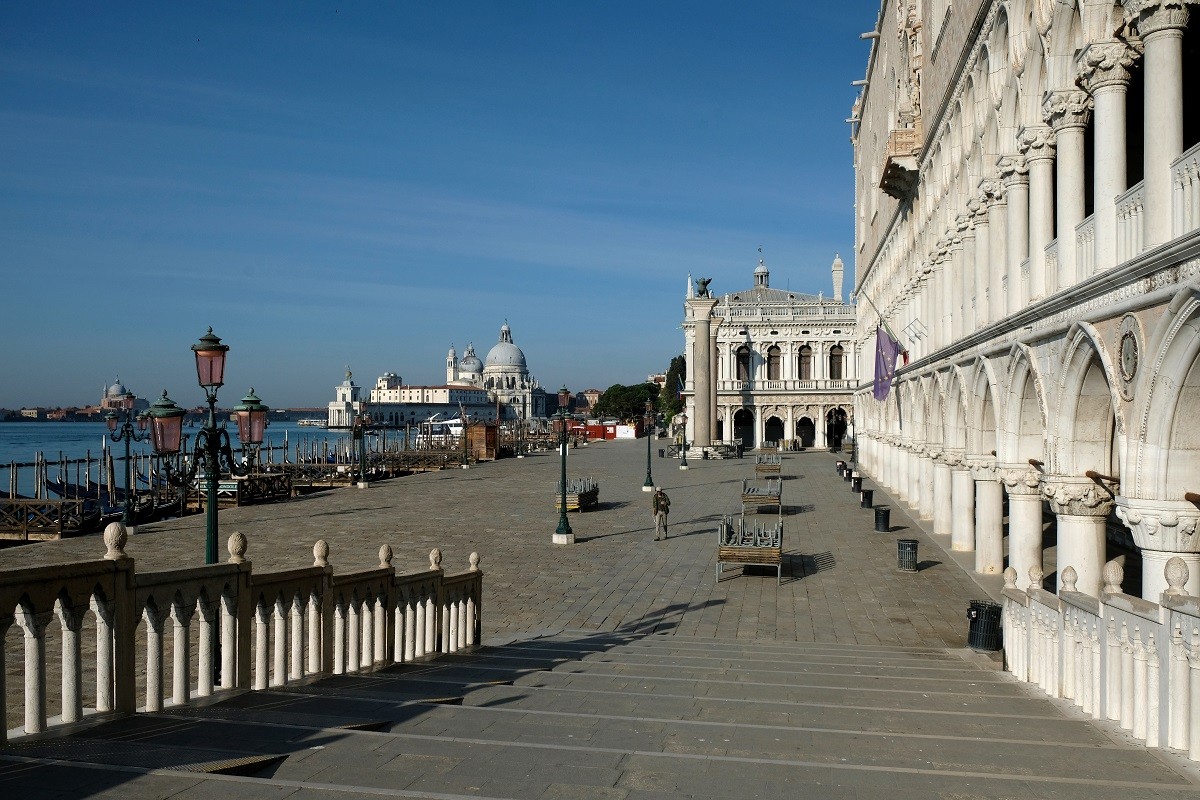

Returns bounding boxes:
[1042,90,1092,132]
[1126,1,1190,38]
[956,213,974,235]
[1078,39,1143,92]
[997,154,1029,185]
[1042,474,1117,517]
[928,448,944,462]
[970,461,1000,482]
[943,450,965,468]
[999,464,1043,496]
[1114,497,1200,553]
[1017,125,1056,162]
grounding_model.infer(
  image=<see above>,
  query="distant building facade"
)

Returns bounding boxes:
[100,378,148,412]
[326,322,548,428]
[682,257,857,449]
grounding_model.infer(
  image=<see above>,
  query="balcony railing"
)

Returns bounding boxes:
[1116,181,1146,263]
[1075,214,1096,278]
[717,379,854,392]
[1173,141,1200,238]
[721,305,855,320]
[1044,239,1060,295]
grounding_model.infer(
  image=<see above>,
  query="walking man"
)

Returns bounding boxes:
[652,487,671,540]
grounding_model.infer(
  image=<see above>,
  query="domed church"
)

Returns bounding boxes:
[446,322,547,419]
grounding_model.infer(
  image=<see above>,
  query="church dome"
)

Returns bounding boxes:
[459,344,483,374]
[106,378,128,397]
[484,323,527,370]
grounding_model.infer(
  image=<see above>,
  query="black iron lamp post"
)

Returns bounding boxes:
[679,413,689,470]
[352,410,371,487]
[553,386,573,544]
[105,404,151,527]
[642,400,655,492]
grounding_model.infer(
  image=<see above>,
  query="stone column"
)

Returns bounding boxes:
[919,450,935,520]
[197,598,217,697]
[0,617,10,745]
[972,461,1004,575]
[948,233,965,341]
[957,214,976,336]
[999,156,1030,314]
[1114,497,1200,599]
[143,605,167,713]
[171,598,194,706]
[15,609,50,734]
[687,297,719,448]
[1043,476,1118,596]
[1002,465,1046,590]
[90,597,116,712]
[1044,90,1093,290]
[986,181,1008,323]
[972,195,992,328]
[907,444,922,511]
[1130,1,1189,246]
[1080,40,1140,272]
[709,318,720,437]
[932,451,953,536]
[949,454,976,552]
[1019,126,1056,300]
[55,603,85,724]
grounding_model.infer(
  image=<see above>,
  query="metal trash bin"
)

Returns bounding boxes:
[897,539,918,571]
[860,488,874,508]
[874,505,891,532]
[836,460,846,474]
[851,476,862,492]
[967,600,1003,651]
[658,449,665,458]
[843,469,853,482]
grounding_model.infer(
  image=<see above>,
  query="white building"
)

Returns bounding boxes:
[851,0,1200,602]
[327,323,548,428]
[682,257,857,449]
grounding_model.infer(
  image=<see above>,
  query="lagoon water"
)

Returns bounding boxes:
[0,420,355,498]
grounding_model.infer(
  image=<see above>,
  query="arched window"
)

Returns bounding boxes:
[829,345,845,380]
[798,346,813,380]
[767,346,781,380]
[736,346,751,381]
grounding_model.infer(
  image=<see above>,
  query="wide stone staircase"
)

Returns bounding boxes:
[3,631,1199,799]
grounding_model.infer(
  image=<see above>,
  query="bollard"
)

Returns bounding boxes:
[874,505,891,532]
[860,488,874,508]
[851,475,862,492]
[897,539,919,571]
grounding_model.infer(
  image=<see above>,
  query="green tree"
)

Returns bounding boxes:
[661,355,686,416]
[593,382,660,421]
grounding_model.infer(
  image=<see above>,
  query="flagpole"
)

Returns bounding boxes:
[854,288,909,354]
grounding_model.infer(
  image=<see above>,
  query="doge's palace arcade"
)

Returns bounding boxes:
[852,0,1200,602]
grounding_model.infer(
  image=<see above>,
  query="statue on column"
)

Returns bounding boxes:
[695,277,712,298]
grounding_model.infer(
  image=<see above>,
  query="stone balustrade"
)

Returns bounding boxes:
[1173,141,1200,238]
[1075,214,1096,278]
[1116,180,1146,262]
[1002,558,1199,761]
[0,522,483,743]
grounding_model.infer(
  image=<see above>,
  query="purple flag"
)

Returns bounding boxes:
[873,327,902,400]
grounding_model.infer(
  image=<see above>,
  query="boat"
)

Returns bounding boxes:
[415,415,467,447]
[298,419,328,428]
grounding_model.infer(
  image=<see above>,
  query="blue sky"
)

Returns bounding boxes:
[1,2,878,409]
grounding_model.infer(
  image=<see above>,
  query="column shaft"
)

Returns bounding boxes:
[1143,25,1185,246]
[1057,515,1107,595]
[951,468,976,552]
[933,462,953,536]
[974,478,1004,574]
[1008,494,1045,590]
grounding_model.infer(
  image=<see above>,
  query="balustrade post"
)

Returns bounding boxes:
[196,598,216,698]
[1170,625,1190,750]
[307,592,321,677]
[254,601,270,691]
[143,603,166,713]
[290,592,304,682]
[425,588,437,654]
[1191,639,1200,762]
[347,594,362,673]
[170,598,194,706]
[405,590,418,660]
[1106,617,1121,720]
[1120,625,1135,730]
[315,540,335,677]
[55,602,85,724]
[1133,634,1148,739]
[221,592,238,689]
[447,590,459,653]
[1146,635,1160,748]
[90,597,116,713]
[0,617,10,744]
[15,607,51,734]
[360,594,374,669]
[272,595,287,686]
[1091,628,1103,720]
[374,595,388,666]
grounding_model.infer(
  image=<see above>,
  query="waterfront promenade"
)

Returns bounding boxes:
[2,439,990,647]
[4,439,1199,798]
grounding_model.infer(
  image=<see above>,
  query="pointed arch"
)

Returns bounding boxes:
[1053,322,1126,478]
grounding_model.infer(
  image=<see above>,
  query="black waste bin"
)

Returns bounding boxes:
[658,449,665,458]
[860,488,874,508]
[874,505,891,532]
[836,460,846,474]
[897,539,918,571]
[851,476,862,492]
[967,601,1003,651]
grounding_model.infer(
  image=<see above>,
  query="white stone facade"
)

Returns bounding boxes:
[852,0,1200,600]
[682,259,857,449]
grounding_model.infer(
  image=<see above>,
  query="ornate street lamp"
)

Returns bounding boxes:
[679,413,689,470]
[233,388,269,472]
[105,403,151,528]
[553,386,573,544]
[642,400,655,492]
[147,390,187,517]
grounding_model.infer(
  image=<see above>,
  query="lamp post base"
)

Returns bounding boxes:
[642,484,654,492]
[356,481,370,489]
[552,532,575,545]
